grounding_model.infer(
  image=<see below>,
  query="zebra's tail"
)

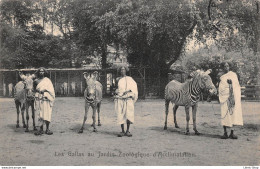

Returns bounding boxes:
[164,87,170,130]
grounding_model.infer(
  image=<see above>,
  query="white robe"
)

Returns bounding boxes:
[219,71,243,127]
[115,76,138,124]
[35,77,55,123]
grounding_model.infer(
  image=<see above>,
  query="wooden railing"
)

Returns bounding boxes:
[241,85,260,101]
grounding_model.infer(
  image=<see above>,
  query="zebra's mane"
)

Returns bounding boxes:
[189,71,205,90]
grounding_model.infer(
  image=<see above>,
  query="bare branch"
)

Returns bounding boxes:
[208,0,213,20]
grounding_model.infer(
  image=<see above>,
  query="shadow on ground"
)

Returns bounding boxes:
[149,126,221,139]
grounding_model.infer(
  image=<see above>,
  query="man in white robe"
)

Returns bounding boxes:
[114,66,138,137]
[219,62,243,139]
[34,68,55,135]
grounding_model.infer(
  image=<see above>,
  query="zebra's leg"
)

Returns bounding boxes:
[192,104,200,135]
[31,102,37,131]
[21,104,26,128]
[25,103,29,132]
[15,100,20,128]
[97,102,101,126]
[92,106,97,132]
[164,100,170,130]
[173,105,179,128]
[78,102,89,133]
[185,106,190,135]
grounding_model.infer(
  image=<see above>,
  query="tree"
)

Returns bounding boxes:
[35,0,74,39]
[0,0,74,69]
[97,0,198,70]
[0,0,36,28]
[71,0,121,68]
[1,0,259,77]
[182,45,259,86]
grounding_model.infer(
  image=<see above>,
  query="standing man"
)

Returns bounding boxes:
[34,67,55,135]
[114,66,138,137]
[219,62,243,139]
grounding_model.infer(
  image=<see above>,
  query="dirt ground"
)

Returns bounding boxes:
[0,97,259,166]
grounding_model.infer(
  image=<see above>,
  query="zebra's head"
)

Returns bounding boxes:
[197,70,217,96]
[83,72,97,103]
[19,73,35,99]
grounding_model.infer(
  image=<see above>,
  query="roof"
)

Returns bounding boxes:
[0,68,102,72]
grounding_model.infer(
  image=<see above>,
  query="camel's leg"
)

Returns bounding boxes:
[185,106,190,135]
[173,105,179,128]
[164,99,170,130]
[97,102,101,126]
[25,102,29,132]
[78,102,89,133]
[92,106,97,132]
[31,101,37,131]
[192,104,200,135]
[15,100,20,128]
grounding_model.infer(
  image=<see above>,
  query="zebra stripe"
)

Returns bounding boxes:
[165,74,202,106]
[190,78,201,103]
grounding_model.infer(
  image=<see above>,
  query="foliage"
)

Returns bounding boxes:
[0,22,72,68]
[203,0,260,54]
[182,45,259,86]
[0,0,259,78]
[94,0,198,69]
[0,0,36,28]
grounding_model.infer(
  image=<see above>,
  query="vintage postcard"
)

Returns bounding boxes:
[0,0,259,167]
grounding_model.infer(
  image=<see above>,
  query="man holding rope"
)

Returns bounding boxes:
[114,66,138,137]
[219,62,243,139]
[34,67,55,136]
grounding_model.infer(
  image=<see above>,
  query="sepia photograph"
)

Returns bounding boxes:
[0,0,259,167]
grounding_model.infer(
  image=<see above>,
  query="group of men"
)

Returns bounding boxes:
[114,62,243,139]
[19,61,243,139]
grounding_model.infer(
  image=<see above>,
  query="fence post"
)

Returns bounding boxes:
[54,71,57,95]
[80,71,83,95]
[2,73,5,96]
[15,71,18,83]
[68,71,70,95]
[143,68,145,99]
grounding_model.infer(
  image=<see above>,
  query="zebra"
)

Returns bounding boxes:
[164,69,217,135]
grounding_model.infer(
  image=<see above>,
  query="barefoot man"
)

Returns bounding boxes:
[34,67,55,135]
[114,66,138,137]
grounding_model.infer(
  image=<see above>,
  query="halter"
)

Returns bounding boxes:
[23,81,35,101]
[85,83,97,104]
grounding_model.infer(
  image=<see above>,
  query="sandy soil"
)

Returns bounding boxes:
[0,97,259,166]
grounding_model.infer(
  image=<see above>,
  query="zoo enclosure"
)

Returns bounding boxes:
[1,68,258,101]
[0,68,185,99]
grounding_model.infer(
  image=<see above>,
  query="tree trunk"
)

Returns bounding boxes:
[101,46,107,69]
[166,38,186,69]
[166,21,197,69]
[255,2,260,84]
